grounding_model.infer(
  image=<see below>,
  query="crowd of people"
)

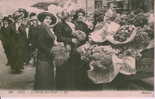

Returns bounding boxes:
[0,3,154,90]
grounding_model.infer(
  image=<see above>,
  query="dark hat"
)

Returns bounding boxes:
[37,12,57,25]
[2,16,12,23]
[75,9,86,16]
[73,9,86,20]
[3,16,9,21]
[29,12,36,18]
[17,8,28,18]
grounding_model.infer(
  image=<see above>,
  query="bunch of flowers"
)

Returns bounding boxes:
[77,42,116,66]
[131,27,151,49]
[113,25,135,42]
[129,13,148,27]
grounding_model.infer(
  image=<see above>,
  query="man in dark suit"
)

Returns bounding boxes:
[0,17,13,66]
[8,8,29,73]
[27,13,39,66]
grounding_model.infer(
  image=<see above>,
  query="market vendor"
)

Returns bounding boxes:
[73,9,93,44]
[53,11,80,90]
[104,2,117,22]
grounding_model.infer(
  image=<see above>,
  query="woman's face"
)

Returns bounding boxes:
[31,19,38,27]
[14,11,21,17]
[77,12,85,21]
[43,16,52,25]
[3,21,8,27]
[66,15,73,22]
[17,18,23,23]
[22,18,28,25]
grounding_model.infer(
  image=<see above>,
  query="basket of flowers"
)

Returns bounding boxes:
[106,25,137,45]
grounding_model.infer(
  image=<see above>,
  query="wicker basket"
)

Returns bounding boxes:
[107,27,137,45]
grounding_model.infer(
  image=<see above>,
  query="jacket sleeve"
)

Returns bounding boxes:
[53,23,73,44]
[0,29,2,40]
[29,28,36,45]
[28,27,37,50]
[37,27,53,55]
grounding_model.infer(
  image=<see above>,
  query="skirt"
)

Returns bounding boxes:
[34,59,55,90]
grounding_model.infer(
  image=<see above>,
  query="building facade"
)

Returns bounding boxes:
[75,0,154,13]
[128,0,154,11]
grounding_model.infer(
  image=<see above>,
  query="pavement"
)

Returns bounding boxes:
[0,41,35,90]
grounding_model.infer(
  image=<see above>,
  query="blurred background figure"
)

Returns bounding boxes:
[0,17,12,66]
[8,8,29,74]
[27,12,39,66]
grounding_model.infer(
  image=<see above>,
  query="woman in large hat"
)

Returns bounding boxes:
[53,10,81,90]
[72,9,95,90]
[34,12,57,90]
[53,10,91,90]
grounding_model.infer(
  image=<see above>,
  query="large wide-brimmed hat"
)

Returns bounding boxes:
[13,8,28,20]
[17,8,28,18]
[2,16,12,23]
[73,9,86,20]
[37,12,57,25]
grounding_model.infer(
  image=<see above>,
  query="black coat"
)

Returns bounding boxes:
[0,29,1,40]
[34,24,55,90]
[29,26,39,50]
[0,26,12,44]
[53,21,74,45]
[53,21,89,90]
[73,20,91,44]
[73,21,90,35]
[0,26,13,65]
[6,23,28,70]
[36,24,55,61]
[9,23,28,48]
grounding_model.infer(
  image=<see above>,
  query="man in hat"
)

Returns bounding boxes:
[26,12,40,66]
[8,8,29,73]
[0,17,13,66]
[0,17,3,39]
[104,2,117,22]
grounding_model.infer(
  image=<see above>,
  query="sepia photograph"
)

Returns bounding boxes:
[0,0,154,97]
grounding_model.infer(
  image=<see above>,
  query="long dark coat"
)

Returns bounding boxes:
[9,23,28,71]
[25,25,39,64]
[73,20,97,90]
[0,26,13,65]
[73,20,104,90]
[34,23,55,90]
[53,21,85,90]
[29,26,38,51]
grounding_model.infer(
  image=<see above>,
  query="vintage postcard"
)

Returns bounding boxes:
[0,0,154,97]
